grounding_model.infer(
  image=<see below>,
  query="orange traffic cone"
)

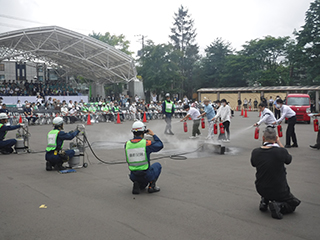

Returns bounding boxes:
[19,115,22,124]
[143,112,147,123]
[236,105,239,111]
[86,114,91,125]
[240,108,244,116]
[244,109,248,118]
[249,106,251,112]
[116,112,121,124]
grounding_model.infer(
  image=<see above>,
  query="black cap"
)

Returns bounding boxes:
[183,104,190,110]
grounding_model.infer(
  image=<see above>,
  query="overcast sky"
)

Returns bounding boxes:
[0,0,314,56]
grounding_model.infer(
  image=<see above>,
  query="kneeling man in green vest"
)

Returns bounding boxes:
[45,117,80,171]
[125,121,164,194]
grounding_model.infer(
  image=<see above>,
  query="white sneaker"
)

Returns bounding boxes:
[189,136,197,139]
[225,139,230,143]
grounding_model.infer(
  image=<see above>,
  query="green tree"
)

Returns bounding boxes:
[169,5,199,97]
[295,0,320,85]
[240,36,292,86]
[137,41,182,97]
[201,38,234,87]
[89,31,133,56]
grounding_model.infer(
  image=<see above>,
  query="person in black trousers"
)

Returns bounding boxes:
[251,127,301,219]
[273,99,298,148]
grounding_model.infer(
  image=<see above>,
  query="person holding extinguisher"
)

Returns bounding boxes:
[198,99,215,140]
[211,99,231,142]
[181,104,201,139]
[272,99,298,148]
[310,113,320,149]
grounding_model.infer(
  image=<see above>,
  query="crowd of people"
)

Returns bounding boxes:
[0,80,78,96]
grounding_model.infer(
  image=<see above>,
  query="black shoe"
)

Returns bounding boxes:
[148,181,160,193]
[132,181,140,195]
[259,198,268,212]
[269,201,283,219]
[310,145,320,150]
[285,145,291,148]
[0,150,12,155]
[291,144,298,148]
[54,163,67,171]
[289,198,301,207]
[46,161,53,171]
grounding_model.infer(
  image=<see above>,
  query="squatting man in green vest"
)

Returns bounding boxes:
[162,93,175,135]
[125,121,164,194]
[0,113,23,154]
[45,117,80,171]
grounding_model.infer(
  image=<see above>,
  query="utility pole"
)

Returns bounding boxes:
[135,34,146,57]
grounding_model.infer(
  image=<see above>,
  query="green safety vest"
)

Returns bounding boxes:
[114,106,119,112]
[102,106,110,111]
[125,139,149,171]
[89,106,96,112]
[0,123,7,139]
[165,100,173,113]
[82,107,88,112]
[46,129,63,151]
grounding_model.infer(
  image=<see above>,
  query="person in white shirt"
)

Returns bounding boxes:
[181,104,201,138]
[68,105,78,123]
[152,93,157,103]
[254,103,277,127]
[211,99,231,142]
[16,100,23,108]
[129,103,139,120]
[272,99,298,148]
[68,100,74,110]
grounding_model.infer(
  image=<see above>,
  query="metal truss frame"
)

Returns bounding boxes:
[0,26,137,83]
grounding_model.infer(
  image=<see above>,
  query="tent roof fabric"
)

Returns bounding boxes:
[0,26,137,83]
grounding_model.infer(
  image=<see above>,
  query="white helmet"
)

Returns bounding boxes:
[0,113,8,120]
[165,93,170,97]
[131,121,147,133]
[52,117,64,126]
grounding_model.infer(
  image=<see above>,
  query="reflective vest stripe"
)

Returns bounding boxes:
[125,139,149,171]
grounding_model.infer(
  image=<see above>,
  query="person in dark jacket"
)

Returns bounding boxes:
[250,126,301,219]
[0,113,22,154]
[125,121,163,194]
[45,117,80,171]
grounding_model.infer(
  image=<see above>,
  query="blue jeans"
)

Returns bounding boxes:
[129,162,162,188]
[0,139,17,153]
[45,149,75,165]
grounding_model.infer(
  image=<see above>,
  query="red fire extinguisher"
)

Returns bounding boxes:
[314,118,319,132]
[277,125,283,137]
[214,123,218,134]
[219,122,225,134]
[201,118,205,129]
[254,127,260,139]
[183,121,188,132]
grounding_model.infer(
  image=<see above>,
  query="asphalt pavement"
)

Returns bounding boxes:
[0,111,319,240]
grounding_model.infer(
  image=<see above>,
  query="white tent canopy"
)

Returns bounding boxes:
[0,26,137,83]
